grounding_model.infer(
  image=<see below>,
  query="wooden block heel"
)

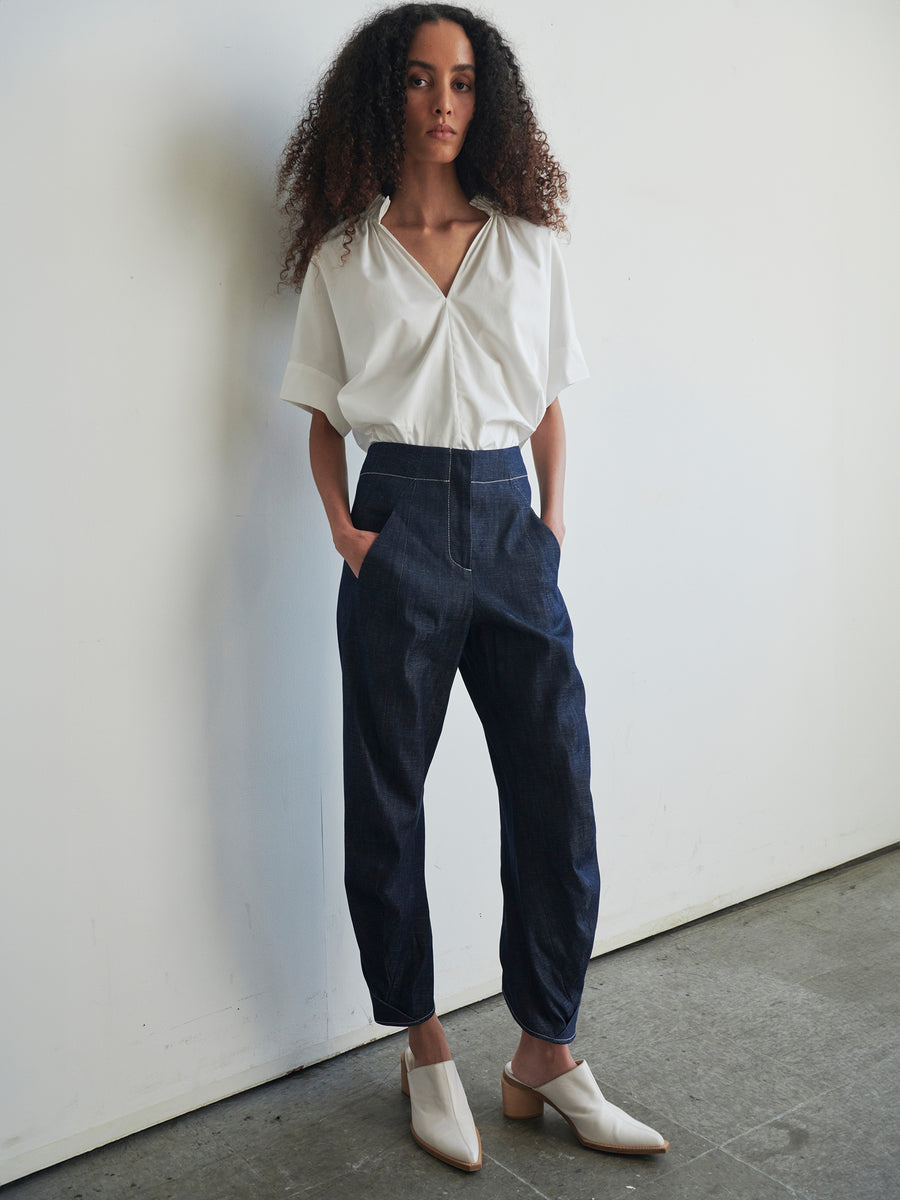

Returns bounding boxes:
[502,1069,545,1118]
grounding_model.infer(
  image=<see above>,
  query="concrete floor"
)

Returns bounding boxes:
[6,846,899,1200]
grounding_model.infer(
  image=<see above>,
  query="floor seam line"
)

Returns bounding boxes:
[718,1084,840,1150]
[718,1145,808,1198]
[481,1152,553,1199]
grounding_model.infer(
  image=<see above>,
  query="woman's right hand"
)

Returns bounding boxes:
[334,526,379,578]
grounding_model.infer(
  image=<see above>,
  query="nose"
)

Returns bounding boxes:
[434,81,453,115]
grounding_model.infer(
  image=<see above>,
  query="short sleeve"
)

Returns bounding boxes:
[546,236,589,403]
[279,258,351,437]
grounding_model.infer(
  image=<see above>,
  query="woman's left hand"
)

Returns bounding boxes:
[542,515,565,549]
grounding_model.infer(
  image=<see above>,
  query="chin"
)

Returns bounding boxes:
[414,146,462,165]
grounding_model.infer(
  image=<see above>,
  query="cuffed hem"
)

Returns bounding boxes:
[279,361,351,437]
[502,988,578,1045]
[546,357,590,405]
[371,1000,436,1028]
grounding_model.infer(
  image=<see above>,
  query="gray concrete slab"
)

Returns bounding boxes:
[4,846,897,1200]
[723,1049,900,1200]
[610,1148,800,1199]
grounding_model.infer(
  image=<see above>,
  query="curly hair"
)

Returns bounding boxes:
[277,3,568,288]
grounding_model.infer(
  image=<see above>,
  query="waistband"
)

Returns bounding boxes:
[360,442,526,483]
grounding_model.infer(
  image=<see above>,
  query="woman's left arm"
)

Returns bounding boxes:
[530,397,566,548]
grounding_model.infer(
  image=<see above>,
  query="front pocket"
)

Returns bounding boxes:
[355,506,400,584]
[527,506,562,565]
[508,476,561,567]
[351,471,415,595]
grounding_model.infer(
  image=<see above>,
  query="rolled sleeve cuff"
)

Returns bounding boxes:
[279,361,351,438]
[546,344,590,404]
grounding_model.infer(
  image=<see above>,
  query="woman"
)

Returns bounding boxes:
[277,2,668,1172]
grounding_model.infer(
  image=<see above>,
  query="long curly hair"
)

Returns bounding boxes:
[277,3,568,289]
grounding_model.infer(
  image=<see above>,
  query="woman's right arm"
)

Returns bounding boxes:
[308,408,376,577]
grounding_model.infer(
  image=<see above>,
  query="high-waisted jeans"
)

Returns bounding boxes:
[336,442,600,1044]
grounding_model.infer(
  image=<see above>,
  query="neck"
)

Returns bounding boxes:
[389,162,471,227]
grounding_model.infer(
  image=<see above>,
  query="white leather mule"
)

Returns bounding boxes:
[400,1047,482,1171]
[502,1059,669,1154]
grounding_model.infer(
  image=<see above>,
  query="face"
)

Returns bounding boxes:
[402,20,476,165]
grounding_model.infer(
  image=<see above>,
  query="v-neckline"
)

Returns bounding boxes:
[376,194,494,301]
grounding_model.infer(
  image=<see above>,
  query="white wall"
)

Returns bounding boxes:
[1,0,898,1184]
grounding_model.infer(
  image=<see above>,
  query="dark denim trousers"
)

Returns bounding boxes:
[336,442,600,1044]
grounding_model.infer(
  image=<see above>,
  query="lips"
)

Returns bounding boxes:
[428,124,456,137]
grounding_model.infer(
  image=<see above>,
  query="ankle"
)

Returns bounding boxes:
[510,1031,577,1087]
[408,1015,452,1066]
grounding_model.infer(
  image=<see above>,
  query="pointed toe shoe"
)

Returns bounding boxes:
[401,1047,482,1171]
[502,1059,668,1155]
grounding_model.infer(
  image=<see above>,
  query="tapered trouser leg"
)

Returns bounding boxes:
[337,462,469,1026]
[458,474,599,1042]
[336,443,600,1037]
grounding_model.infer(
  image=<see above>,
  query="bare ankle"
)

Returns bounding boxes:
[407,1015,452,1066]
[510,1030,577,1087]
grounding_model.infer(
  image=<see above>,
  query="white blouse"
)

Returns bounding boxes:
[279,194,588,451]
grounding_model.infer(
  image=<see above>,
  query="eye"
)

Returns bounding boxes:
[408,75,429,88]
[452,79,472,91]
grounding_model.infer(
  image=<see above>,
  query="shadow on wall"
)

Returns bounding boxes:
[161,111,344,1063]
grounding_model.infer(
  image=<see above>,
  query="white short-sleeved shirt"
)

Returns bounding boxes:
[280,194,588,451]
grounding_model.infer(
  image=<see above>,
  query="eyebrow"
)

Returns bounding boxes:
[407,58,476,73]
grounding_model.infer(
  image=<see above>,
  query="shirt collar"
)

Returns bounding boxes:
[372,193,496,224]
